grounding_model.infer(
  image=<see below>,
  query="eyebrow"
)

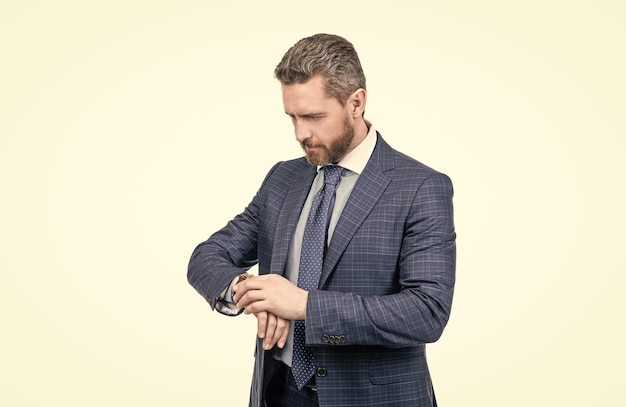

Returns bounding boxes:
[285,112,325,118]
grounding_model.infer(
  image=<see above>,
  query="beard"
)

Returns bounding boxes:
[302,117,355,166]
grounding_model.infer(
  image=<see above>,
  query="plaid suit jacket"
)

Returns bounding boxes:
[188,133,456,407]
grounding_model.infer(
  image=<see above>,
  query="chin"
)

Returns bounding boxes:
[305,152,329,166]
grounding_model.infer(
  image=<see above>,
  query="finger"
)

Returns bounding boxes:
[264,316,288,350]
[270,317,289,349]
[234,274,264,291]
[262,313,278,350]
[277,319,290,349]
[233,276,257,301]
[239,289,274,313]
[232,282,246,302]
[256,311,267,339]
[240,297,262,313]
[235,274,280,297]
[236,290,262,310]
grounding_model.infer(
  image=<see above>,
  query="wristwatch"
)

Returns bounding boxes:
[236,273,250,284]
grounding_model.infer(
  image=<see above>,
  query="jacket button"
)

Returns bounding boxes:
[322,335,330,343]
[316,367,327,377]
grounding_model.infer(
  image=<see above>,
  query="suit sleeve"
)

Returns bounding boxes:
[187,162,281,315]
[305,172,456,347]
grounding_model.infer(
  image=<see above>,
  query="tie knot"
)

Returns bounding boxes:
[323,165,343,187]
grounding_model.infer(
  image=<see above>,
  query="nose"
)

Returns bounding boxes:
[294,120,311,143]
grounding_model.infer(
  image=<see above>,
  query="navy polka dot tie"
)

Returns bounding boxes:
[292,165,344,389]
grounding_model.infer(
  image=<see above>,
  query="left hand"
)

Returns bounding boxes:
[233,274,308,320]
[255,311,290,350]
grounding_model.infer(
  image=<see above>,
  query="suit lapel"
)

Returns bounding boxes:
[269,164,318,275]
[319,134,394,288]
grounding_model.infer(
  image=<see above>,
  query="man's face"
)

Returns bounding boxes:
[282,75,356,166]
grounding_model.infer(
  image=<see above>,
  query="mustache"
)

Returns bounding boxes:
[301,140,321,149]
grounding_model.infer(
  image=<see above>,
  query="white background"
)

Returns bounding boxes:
[1,1,624,405]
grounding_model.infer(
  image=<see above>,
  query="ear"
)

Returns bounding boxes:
[348,88,367,118]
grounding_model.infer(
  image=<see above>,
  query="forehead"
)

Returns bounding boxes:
[282,75,342,114]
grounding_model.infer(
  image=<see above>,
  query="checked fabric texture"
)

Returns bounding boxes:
[292,165,344,389]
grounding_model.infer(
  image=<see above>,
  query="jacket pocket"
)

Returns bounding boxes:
[368,350,428,385]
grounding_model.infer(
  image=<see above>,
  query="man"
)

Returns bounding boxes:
[188,33,456,407]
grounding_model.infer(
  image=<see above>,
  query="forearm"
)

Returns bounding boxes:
[188,238,251,308]
[187,161,282,308]
[305,282,453,348]
[188,201,261,312]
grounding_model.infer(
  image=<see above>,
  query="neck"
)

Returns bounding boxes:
[351,117,369,148]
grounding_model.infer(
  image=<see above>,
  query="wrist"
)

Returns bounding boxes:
[229,272,251,302]
[300,289,309,320]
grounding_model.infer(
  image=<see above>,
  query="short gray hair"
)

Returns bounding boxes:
[274,33,366,104]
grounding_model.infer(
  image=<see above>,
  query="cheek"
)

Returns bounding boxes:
[305,122,325,142]
[319,118,343,139]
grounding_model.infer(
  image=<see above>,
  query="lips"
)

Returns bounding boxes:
[301,141,320,151]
